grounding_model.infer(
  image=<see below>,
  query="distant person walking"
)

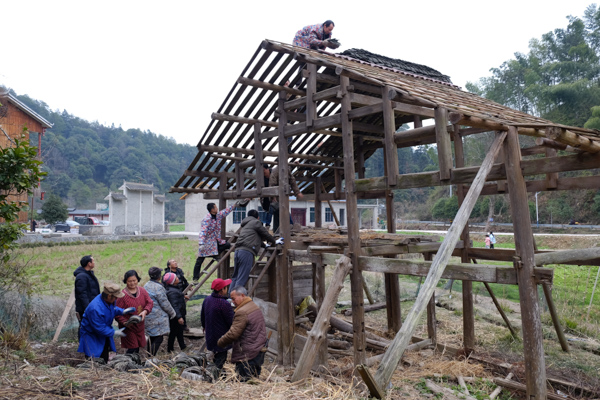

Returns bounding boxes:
[489,232,496,249]
[485,234,491,249]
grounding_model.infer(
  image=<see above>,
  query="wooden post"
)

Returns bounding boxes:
[53,290,75,342]
[340,75,366,366]
[334,161,342,199]
[503,126,547,399]
[413,115,422,129]
[453,126,474,353]
[254,123,264,195]
[545,147,558,189]
[435,107,452,181]
[315,177,323,228]
[541,282,569,352]
[383,86,398,187]
[371,131,507,394]
[306,63,317,129]
[291,256,353,382]
[495,130,507,193]
[276,90,294,366]
[385,191,402,332]
[218,175,228,280]
[357,137,366,179]
[312,254,327,366]
[423,253,436,345]
[235,152,243,197]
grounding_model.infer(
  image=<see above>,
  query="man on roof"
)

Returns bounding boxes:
[293,20,337,50]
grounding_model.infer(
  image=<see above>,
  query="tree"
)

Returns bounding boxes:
[0,128,46,266]
[584,106,600,130]
[41,193,68,224]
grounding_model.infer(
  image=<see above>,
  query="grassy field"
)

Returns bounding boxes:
[15,237,209,297]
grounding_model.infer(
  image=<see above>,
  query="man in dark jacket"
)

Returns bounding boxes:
[164,259,189,293]
[230,210,276,290]
[74,255,101,337]
[217,286,267,381]
[201,278,234,371]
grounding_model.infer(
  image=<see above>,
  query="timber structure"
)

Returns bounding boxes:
[172,40,600,399]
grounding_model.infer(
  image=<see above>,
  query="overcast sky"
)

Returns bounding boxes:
[2,0,596,145]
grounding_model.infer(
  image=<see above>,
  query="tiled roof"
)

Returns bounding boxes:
[154,195,166,203]
[105,192,127,201]
[121,181,155,192]
[5,94,53,129]
[338,49,453,85]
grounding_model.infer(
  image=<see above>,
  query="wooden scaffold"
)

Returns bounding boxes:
[172,39,600,399]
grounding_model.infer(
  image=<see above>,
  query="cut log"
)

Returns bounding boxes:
[365,339,432,367]
[371,131,508,394]
[426,380,477,400]
[489,373,513,400]
[344,302,387,316]
[534,247,600,266]
[291,255,352,382]
[494,378,565,400]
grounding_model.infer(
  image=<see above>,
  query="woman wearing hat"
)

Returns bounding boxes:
[144,267,176,355]
[164,272,187,352]
[115,270,154,354]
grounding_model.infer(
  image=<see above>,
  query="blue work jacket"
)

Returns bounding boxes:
[77,294,124,357]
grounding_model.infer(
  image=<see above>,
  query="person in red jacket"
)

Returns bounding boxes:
[115,270,153,354]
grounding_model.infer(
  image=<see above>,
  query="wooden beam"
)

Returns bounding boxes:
[479,175,600,196]
[534,248,600,266]
[372,131,507,393]
[237,76,304,96]
[385,190,401,333]
[198,144,338,163]
[211,112,278,128]
[349,92,435,118]
[305,63,317,128]
[276,90,294,366]
[203,186,279,199]
[348,102,383,120]
[541,282,569,352]
[355,151,600,192]
[503,126,546,399]
[383,86,399,187]
[546,125,600,153]
[340,74,366,366]
[284,85,341,111]
[254,123,264,195]
[283,113,342,137]
[291,256,352,382]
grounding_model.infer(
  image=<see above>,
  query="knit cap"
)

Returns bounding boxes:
[163,272,177,285]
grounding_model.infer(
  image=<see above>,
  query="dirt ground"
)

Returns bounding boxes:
[3,230,600,399]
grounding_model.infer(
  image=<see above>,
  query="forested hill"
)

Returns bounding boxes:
[13,92,197,222]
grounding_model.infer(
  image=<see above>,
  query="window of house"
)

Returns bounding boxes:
[325,207,333,222]
[233,206,246,224]
[310,207,315,223]
[339,208,345,226]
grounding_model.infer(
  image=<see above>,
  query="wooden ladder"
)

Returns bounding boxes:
[248,245,278,297]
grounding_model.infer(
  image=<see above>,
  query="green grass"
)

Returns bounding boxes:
[14,237,215,297]
[168,224,186,232]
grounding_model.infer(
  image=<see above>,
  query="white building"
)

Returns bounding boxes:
[104,181,166,234]
[184,194,378,232]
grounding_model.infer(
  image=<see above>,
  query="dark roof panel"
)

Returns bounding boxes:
[338,49,452,84]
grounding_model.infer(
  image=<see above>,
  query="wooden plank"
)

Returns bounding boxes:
[435,107,452,181]
[203,186,279,200]
[503,126,546,399]
[284,85,340,111]
[291,256,352,382]
[340,74,366,366]
[372,131,507,393]
[211,112,278,128]
[385,190,402,333]
[283,114,342,137]
[53,289,76,342]
[357,365,385,400]
[237,76,304,96]
[276,90,294,366]
[197,144,338,163]
[315,177,322,228]
[483,282,518,338]
[312,254,327,366]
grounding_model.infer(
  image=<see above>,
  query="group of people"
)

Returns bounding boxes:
[74,251,269,380]
[485,231,497,249]
[75,256,191,361]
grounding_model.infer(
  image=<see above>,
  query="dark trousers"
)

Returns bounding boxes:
[168,319,186,352]
[213,351,228,370]
[193,242,232,281]
[149,335,164,356]
[230,249,255,289]
[271,205,294,234]
[235,352,265,381]
[126,347,139,354]
[100,337,110,363]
